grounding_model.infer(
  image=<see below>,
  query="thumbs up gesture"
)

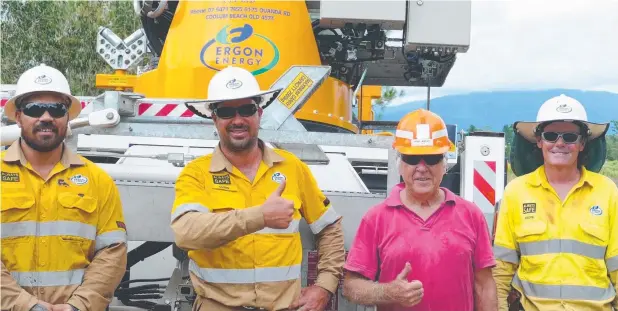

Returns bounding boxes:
[385,262,424,307]
[261,179,295,229]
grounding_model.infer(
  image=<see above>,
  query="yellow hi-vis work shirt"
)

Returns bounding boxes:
[170,141,345,311]
[1,140,128,311]
[493,165,618,311]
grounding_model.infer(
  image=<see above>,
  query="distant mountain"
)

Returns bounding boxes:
[378,89,618,132]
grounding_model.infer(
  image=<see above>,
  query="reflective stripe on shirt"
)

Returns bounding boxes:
[308,207,339,234]
[189,260,301,284]
[95,230,127,251]
[1,221,126,251]
[519,239,606,259]
[1,221,96,240]
[11,269,85,287]
[171,203,210,223]
[493,245,519,264]
[513,273,616,301]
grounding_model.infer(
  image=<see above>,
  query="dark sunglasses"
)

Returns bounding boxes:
[541,132,580,144]
[214,104,258,119]
[19,102,68,118]
[401,154,444,166]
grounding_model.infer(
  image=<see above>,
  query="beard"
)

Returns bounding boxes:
[221,123,258,152]
[21,121,66,152]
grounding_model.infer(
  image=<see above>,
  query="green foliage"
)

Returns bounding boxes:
[474,121,618,180]
[374,87,405,120]
[0,1,140,96]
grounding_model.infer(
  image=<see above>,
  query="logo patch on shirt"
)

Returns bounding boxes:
[523,203,536,214]
[57,179,70,187]
[70,174,88,185]
[212,174,231,185]
[271,172,286,183]
[1,172,20,182]
[590,205,602,216]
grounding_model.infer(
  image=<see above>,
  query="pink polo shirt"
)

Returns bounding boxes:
[344,183,496,311]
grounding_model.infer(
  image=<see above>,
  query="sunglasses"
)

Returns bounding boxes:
[401,154,444,166]
[19,102,68,118]
[541,132,581,144]
[213,104,258,119]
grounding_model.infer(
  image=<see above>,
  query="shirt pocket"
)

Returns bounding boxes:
[1,193,35,223]
[207,188,246,212]
[514,220,548,270]
[57,192,98,226]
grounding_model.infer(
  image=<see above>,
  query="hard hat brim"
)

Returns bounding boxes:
[185,88,282,119]
[395,145,450,155]
[3,91,81,122]
[514,120,610,143]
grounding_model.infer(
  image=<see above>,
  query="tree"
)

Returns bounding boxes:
[502,124,514,156]
[374,86,405,120]
[0,1,140,96]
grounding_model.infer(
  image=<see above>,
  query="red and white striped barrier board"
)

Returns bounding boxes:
[138,103,196,117]
[473,160,497,213]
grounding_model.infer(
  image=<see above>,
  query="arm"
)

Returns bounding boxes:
[343,272,393,306]
[606,187,618,309]
[475,268,498,311]
[67,173,128,311]
[491,193,520,311]
[170,163,265,251]
[472,204,498,311]
[340,214,388,306]
[298,161,345,294]
[1,261,39,311]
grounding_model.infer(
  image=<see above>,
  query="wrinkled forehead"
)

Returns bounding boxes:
[19,92,70,107]
[542,121,582,133]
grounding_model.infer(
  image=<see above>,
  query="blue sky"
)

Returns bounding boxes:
[386,0,618,106]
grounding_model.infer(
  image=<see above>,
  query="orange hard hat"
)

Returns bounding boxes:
[392,109,451,155]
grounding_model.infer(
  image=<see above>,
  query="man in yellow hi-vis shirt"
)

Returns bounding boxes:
[493,94,617,311]
[172,66,345,311]
[1,64,128,311]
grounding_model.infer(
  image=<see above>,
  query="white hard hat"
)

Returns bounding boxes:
[185,66,282,119]
[514,94,609,142]
[3,64,81,121]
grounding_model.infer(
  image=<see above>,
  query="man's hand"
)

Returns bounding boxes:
[30,302,53,311]
[51,304,76,311]
[261,179,295,229]
[290,285,331,311]
[385,262,424,307]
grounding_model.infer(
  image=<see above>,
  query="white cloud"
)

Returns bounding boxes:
[390,0,618,105]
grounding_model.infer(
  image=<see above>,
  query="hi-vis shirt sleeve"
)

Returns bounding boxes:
[607,186,618,309]
[170,161,265,251]
[67,171,128,311]
[492,187,520,311]
[298,161,345,294]
[298,161,341,234]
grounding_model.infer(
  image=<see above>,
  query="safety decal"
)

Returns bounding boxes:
[212,174,231,185]
[271,172,285,183]
[69,174,89,185]
[523,203,536,214]
[590,205,602,216]
[1,172,20,182]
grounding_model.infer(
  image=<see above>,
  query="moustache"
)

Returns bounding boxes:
[226,124,249,132]
[33,123,58,133]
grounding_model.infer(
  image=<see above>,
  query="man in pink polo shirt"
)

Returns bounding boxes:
[342,109,498,311]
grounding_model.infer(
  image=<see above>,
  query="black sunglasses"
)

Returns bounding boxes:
[541,131,581,144]
[19,102,68,118]
[214,104,258,119]
[401,154,444,166]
